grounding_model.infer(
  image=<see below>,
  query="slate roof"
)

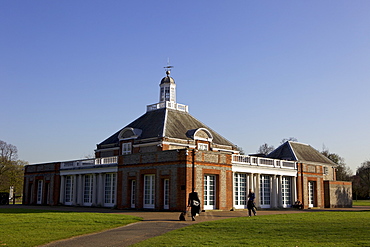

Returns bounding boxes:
[97,108,236,149]
[267,141,336,165]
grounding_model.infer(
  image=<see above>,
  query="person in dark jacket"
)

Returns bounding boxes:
[188,189,201,221]
[247,189,257,217]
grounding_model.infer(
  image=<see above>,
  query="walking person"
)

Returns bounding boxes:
[247,189,257,217]
[188,189,201,221]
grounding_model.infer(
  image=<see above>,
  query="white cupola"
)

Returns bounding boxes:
[146,66,188,113]
[159,69,176,103]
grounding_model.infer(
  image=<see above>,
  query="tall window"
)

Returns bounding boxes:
[204,175,216,210]
[234,173,247,207]
[323,167,329,175]
[37,180,43,204]
[144,174,155,209]
[308,181,315,207]
[104,173,116,206]
[131,180,136,208]
[83,175,93,205]
[65,176,74,204]
[164,179,169,209]
[122,143,132,155]
[260,175,271,206]
[282,176,291,207]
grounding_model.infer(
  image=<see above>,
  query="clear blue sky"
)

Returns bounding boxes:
[1,1,369,174]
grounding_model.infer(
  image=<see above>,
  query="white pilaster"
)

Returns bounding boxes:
[255,174,260,207]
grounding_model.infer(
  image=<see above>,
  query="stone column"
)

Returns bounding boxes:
[292,176,297,204]
[255,174,260,207]
[249,173,254,192]
[271,175,277,208]
[277,175,282,207]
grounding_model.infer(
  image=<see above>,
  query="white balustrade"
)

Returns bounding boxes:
[61,157,118,169]
[146,102,188,112]
[232,154,296,170]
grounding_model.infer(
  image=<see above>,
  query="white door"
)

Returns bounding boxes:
[234,173,247,209]
[65,176,74,205]
[204,175,216,210]
[308,181,314,207]
[83,175,93,206]
[259,175,271,208]
[281,176,291,208]
[104,173,116,207]
[144,174,155,209]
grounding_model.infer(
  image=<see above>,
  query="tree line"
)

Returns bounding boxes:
[1,138,369,200]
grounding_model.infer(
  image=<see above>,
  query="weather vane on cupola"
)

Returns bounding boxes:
[164,58,173,76]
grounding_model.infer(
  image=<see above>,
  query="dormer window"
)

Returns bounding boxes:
[122,143,132,155]
[198,143,208,151]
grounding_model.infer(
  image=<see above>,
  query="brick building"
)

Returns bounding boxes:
[23,69,351,210]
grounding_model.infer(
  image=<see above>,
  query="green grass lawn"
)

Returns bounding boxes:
[0,208,141,247]
[353,200,370,206]
[133,211,370,247]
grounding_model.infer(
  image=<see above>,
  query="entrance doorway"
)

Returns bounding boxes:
[308,181,315,207]
[204,175,216,210]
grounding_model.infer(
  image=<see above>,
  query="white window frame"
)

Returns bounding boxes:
[144,174,155,209]
[122,142,132,155]
[198,143,208,151]
[259,175,271,208]
[104,173,116,207]
[308,181,315,208]
[83,174,93,206]
[323,166,329,175]
[204,175,216,210]
[234,173,247,208]
[281,176,291,208]
[65,175,74,205]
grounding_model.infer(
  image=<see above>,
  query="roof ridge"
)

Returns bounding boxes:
[287,142,298,161]
[162,109,168,138]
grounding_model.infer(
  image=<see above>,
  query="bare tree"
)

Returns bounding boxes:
[257,143,275,155]
[280,137,298,144]
[321,146,352,181]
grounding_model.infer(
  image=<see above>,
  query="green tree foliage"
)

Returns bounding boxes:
[321,146,352,181]
[0,140,27,194]
[353,161,370,199]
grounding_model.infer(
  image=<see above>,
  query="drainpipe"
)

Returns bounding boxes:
[192,149,196,191]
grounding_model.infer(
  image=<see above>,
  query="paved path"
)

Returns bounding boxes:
[2,205,369,247]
